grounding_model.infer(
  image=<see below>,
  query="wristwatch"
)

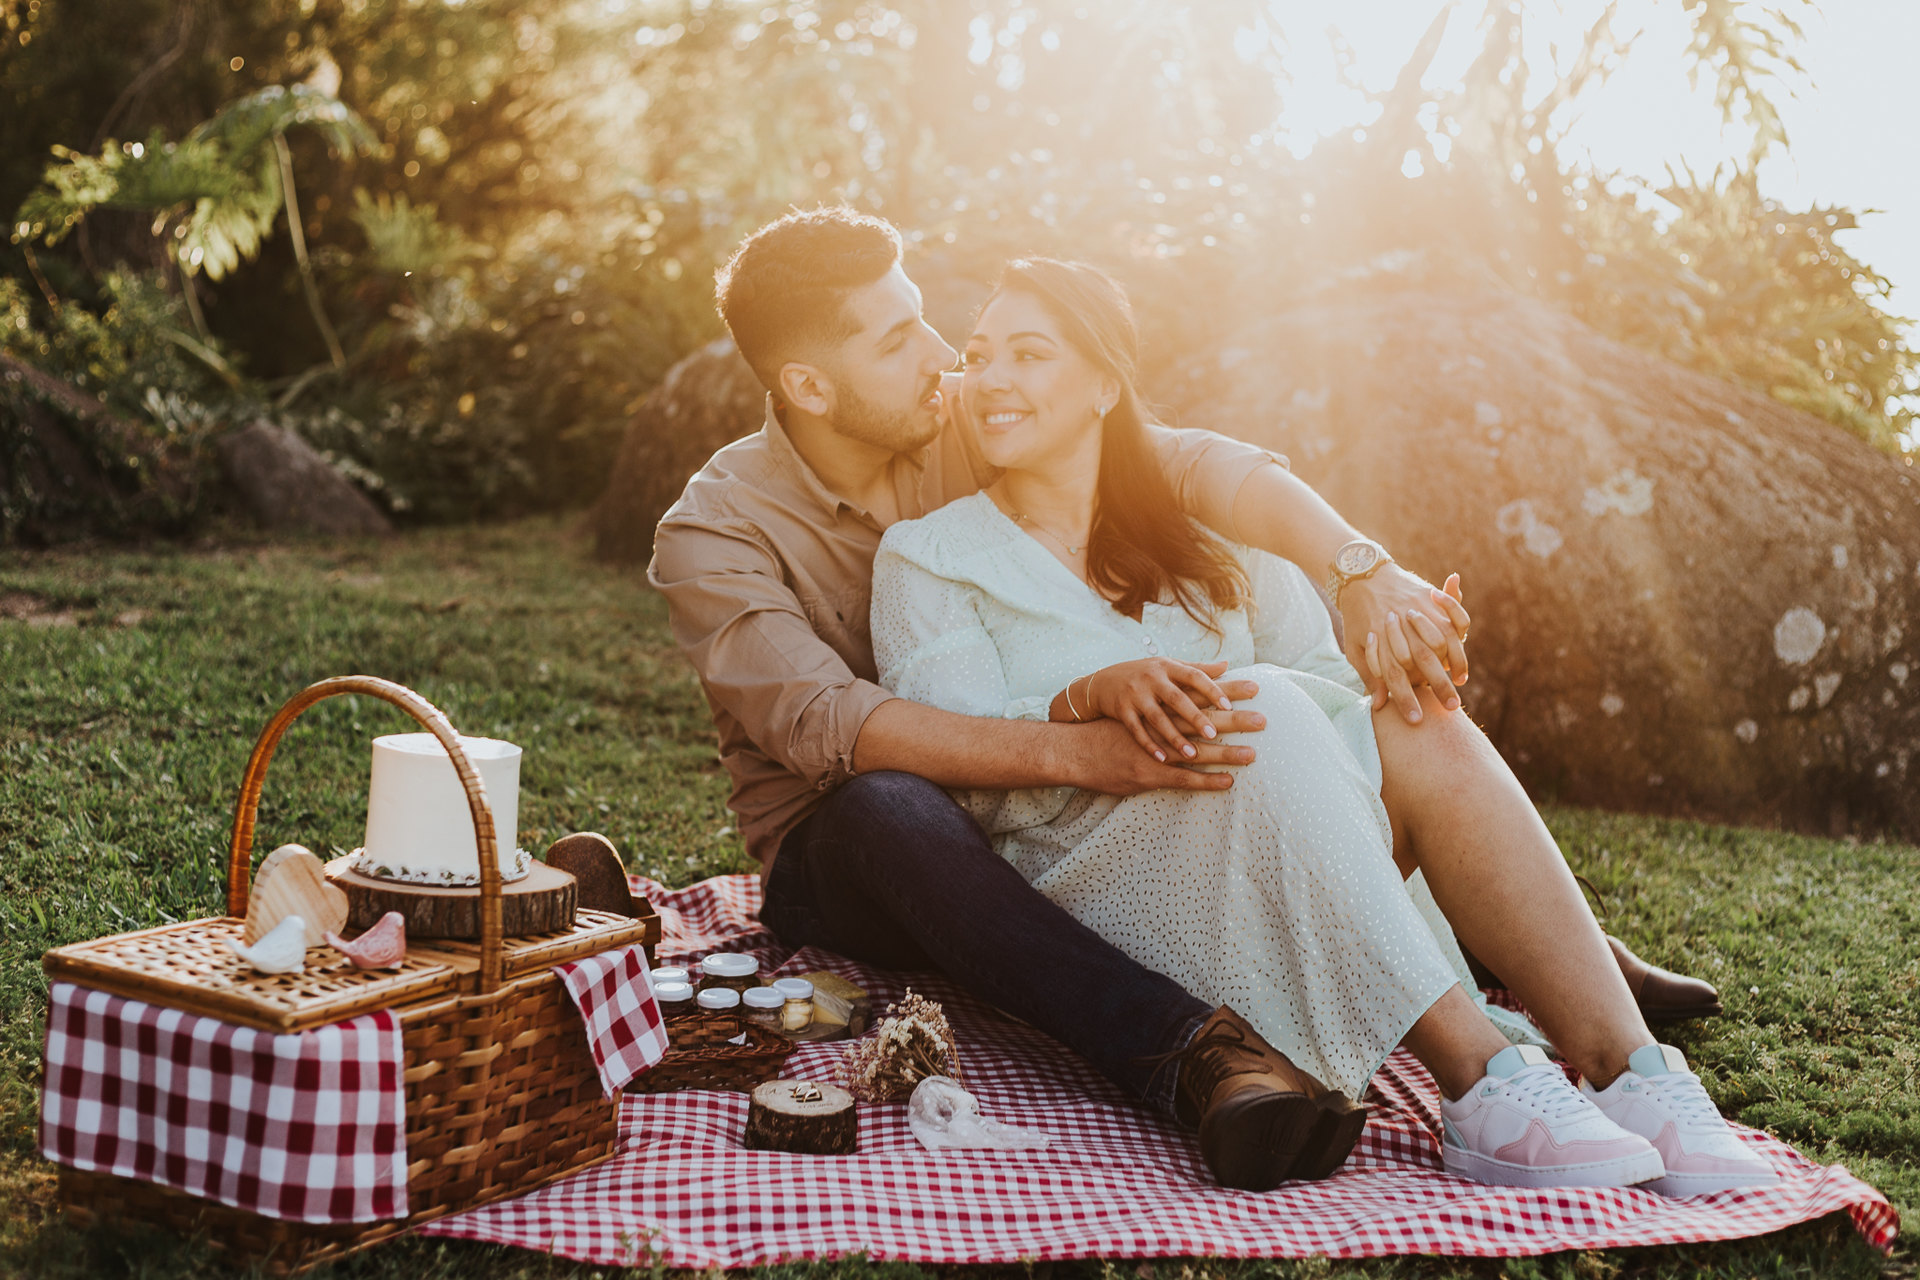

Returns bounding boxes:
[1324,538,1393,606]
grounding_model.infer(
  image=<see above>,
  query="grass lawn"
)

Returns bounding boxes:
[0,520,1912,1279]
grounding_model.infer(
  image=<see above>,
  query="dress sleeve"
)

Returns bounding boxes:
[1146,423,1288,541]
[871,540,1051,723]
[1245,548,1367,695]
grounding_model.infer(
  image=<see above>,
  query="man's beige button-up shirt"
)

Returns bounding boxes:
[647,397,1285,870]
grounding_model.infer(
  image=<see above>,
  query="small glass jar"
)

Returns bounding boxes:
[741,985,784,1032]
[653,980,697,1020]
[772,977,815,1031]
[699,953,760,994]
[696,986,741,1038]
[649,965,691,988]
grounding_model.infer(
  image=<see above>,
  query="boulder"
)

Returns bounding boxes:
[1166,291,1920,841]
[217,421,391,537]
[589,338,765,564]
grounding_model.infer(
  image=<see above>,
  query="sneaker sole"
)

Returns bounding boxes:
[1647,1168,1780,1197]
[1442,1142,1665,1189]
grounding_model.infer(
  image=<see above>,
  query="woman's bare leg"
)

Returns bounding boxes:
[1374,686,1653,1088]
[1401,985,1517,1099]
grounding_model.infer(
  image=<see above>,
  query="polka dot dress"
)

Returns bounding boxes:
[872,492,1532,1097]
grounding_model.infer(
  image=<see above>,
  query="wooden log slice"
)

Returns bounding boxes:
[324,856,577,939]
[742,1079,858,1155]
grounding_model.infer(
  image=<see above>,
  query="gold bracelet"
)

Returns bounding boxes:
[1065,674,1088,722]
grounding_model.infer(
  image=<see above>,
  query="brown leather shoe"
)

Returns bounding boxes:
[1608,935,1724,1023]
[1460,937,1723,1024]
[1166,1007,1368,1190]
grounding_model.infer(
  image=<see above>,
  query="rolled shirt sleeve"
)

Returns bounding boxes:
[649,517,894,792]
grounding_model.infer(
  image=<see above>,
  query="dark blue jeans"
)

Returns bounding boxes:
[760,771,1211,1114]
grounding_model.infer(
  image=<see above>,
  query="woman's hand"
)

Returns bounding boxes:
[1079,658,1237,763]
[1339,566,1470,724]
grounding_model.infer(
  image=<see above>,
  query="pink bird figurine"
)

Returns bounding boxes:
[325,912,408,969]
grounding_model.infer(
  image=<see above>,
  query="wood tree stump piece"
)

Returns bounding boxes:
[325,856,577,939]
[742,1079,858,1155]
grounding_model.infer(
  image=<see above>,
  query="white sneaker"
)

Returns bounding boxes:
[1440,1045,1665,1188]
[1583,1044,1781,1197]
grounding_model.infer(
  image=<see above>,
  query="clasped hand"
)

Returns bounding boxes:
[1064,568,1473,768]
[1068,658,1263,764]
[1337,566,1472,725]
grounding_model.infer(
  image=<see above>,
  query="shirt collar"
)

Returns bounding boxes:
[758,393,933,523]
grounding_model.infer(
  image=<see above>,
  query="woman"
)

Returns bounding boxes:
[870,258,1777,1193]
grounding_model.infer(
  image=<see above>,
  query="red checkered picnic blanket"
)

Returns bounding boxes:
[424,873,1900,1266]
[556,944,670,1094]
[39,982,408,1223]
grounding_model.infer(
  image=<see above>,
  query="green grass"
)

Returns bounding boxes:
[0,520,1911,1279]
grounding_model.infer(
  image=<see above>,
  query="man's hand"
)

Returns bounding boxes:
[1052,716,1259,795]
[1339,566,1472,724]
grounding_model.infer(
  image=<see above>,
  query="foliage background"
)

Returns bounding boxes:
[2,0,1915,543]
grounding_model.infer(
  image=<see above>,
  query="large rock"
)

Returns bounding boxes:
[1166,291,1920,840]
[217,421,392,537]
[590,338,765,564]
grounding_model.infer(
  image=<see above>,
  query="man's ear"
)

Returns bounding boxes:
[777,361,833,418]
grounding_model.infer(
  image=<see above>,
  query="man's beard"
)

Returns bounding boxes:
[832,376,941,454]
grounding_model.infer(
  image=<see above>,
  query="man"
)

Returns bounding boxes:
[648,207,1718,1189]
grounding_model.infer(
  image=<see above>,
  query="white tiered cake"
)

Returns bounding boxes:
[354,733,531,886]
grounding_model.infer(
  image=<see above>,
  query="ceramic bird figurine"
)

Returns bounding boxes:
[325,912,407,969]
[228,914,308,975]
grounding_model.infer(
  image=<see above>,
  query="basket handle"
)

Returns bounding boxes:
[226,675,506,993]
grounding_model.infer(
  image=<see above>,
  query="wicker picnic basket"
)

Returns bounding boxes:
[47,675,658,1274]
[631,1014,796,1093]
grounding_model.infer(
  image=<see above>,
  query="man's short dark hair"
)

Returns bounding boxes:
[714,207,903,393]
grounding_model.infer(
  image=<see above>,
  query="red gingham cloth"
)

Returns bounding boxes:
[423,873,1900,1267]
[39,982,407,1224]
[554,944,669,1095]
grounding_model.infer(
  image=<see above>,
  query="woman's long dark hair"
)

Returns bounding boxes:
[987,258,1249,629]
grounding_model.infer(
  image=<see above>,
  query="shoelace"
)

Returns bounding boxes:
[1642,1072,1726,1135]
[1490,1065,1594,1123]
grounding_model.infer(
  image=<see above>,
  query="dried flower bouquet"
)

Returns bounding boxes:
[837,989,962,1102]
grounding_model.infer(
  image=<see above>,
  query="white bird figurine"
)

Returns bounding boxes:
[228,914,308,975]
[325,911,408,969]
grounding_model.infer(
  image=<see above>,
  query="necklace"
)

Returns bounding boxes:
[1006,508,1089,556]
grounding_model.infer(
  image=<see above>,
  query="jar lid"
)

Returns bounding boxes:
[700,953,760,978]
[653,980,695,1003]
[649,966,691,986]
[742,987,784,1009]
[773,977,814,1000]
[696,987,741,1010]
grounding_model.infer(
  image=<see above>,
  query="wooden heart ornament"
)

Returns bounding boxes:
[243,844,349,947]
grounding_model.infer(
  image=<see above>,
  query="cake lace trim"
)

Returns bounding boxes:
[351,846,533,886]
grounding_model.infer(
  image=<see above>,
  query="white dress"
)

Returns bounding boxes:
[871,492,1540,1097]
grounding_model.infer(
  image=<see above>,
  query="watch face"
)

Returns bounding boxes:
[1337,542,1381,576]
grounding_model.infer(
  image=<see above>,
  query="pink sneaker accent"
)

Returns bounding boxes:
[1583,1045,1780,1196]
[1441,1046,1664,1189]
